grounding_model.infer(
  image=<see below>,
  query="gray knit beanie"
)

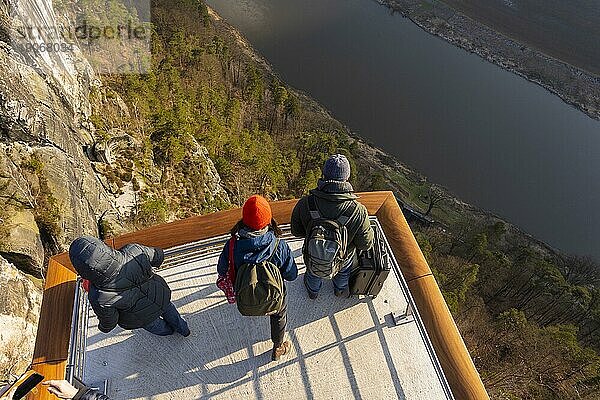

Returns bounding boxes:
[322,154,351,182]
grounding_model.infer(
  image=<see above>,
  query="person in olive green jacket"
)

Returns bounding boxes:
[291,154,374,299]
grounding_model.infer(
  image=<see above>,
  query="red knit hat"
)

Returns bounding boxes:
[242,195,272,231]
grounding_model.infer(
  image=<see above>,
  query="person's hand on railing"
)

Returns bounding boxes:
[42,380,78,399]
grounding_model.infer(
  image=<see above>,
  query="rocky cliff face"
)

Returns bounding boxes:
[0,0,112,273]
[0,0,112,382]
[0,0,228,383]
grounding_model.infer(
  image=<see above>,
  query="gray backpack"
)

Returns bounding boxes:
[303,196,358,279]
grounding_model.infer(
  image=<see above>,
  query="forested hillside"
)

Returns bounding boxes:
[90,0,351,220]
[83,0,600,398]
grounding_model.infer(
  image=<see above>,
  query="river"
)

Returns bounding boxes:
[206,0,600,260]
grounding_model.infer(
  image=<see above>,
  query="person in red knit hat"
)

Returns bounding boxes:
[242,195,273,230]
[216,195,298,361]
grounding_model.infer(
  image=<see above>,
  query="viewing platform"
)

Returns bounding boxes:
[28,192,489,400]
[83,222,451,399]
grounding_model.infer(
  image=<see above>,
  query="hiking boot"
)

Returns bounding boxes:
[304,275,318,300]
[271,341,291,361]
[334,287,350,298]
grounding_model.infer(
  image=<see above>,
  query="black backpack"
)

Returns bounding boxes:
[303,196,358,279]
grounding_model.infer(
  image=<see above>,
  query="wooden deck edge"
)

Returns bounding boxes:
[32,258,77,365]
[32,191,488,399]
[375,193,489,400]
[29,256,76,400]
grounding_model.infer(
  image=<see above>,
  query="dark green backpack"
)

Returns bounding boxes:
[234,239,284,316]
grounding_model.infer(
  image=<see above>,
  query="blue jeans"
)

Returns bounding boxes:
[143,302,189,336]
[304,262,352,294]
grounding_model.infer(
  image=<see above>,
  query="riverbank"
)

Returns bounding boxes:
[376,0,600,121]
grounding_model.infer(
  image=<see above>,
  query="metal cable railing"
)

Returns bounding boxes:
[66,279,89,383]
[160,224,299,269]
[373,218,454,399]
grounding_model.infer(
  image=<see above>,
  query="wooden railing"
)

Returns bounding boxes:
[30,191,489,400]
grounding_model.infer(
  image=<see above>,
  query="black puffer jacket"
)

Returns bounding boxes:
[69,236,171,332]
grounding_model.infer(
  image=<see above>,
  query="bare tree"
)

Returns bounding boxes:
[420,185,450,216]
[560,255,600,286]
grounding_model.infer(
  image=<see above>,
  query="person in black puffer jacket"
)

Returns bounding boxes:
[69,236,190,337]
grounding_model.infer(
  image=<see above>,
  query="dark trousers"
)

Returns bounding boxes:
[304,252,358,293]
[270,296,287,345]
[143,302,189,336]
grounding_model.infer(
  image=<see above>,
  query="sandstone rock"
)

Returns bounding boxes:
[0,256,42,382]
[0,141,110,265]
[0,209,44,277]
[34,146,107,244]
[89,131,140,165]
[186,137,230,210]
[0,143,44,275]
[0,0,115,257]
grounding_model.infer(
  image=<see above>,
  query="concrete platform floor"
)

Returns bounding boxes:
[83,237,451,400]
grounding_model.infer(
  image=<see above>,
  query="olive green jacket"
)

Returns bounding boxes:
[291,180,374,259]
